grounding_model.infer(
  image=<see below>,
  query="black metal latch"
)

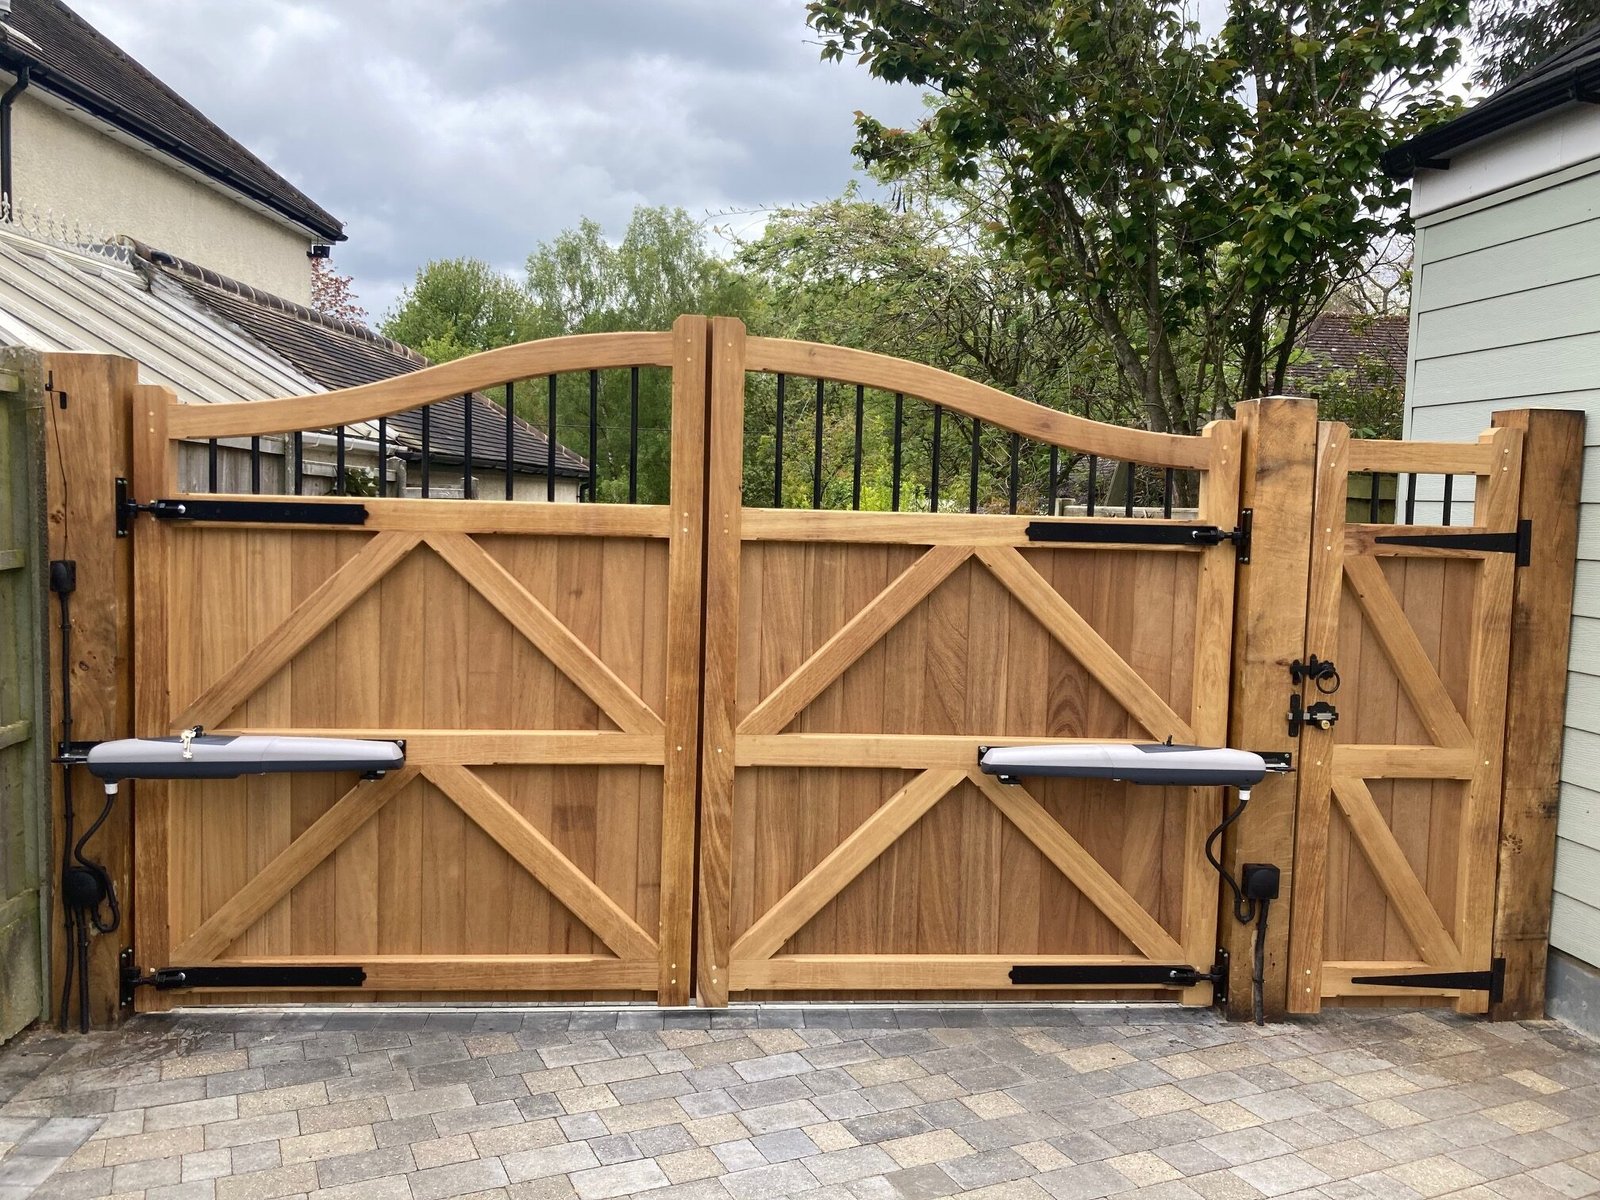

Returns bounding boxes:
[120,948,366,1007]
[116,477,368,537]
[1026,508,1252,563]
[1288,694,1339,737]
[1350,958,1505,1003]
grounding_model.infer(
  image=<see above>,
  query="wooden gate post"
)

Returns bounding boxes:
[1490,408,1584,1020]
[1227,396,1318,1020]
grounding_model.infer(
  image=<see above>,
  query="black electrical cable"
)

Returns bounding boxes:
[1253,899,1271,1027]
[1204,787,1258,926]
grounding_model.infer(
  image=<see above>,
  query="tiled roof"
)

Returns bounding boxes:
[0,0,344,239]
[140,245,588,478]
[1285,312,1409,394]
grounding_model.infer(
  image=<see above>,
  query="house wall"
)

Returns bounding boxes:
[1404,105,1600,1000]
[7,90,316,305]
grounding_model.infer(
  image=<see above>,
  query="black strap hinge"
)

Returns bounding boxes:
[1026,508,1251,563]
[117,477,367,537]
[1349,957,1505,1003]
[1374,519,1531,567]
[1010,949,1229,1005]
[120,948,365,1006]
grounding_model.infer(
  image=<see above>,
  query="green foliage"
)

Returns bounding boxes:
[1472,0,1600,91]
[806,0,1467,435]
[381,257,536,365]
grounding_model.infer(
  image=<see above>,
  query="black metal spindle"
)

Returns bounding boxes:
[421,405,431,498]
[931,404,943,512]
[250,436,261,494]
[335,425,347,495]
[1405,472,1417,525]
[377,419,387,498]
[1048,446,1059,516]
[1442,474,1454,526]
[628,370,639,505]
[461,393,472,500]
[504,382,514,501]
[293,431,304,495]
[1163,468,1175,518]
[1086,455,1097,515]
[588,370,599,503]
[968,418,981,513]
[207,439,218,491]
[1369,472,1381,522]
[773,374,785,508]
[891,393,904,513]
[547,375,557,504]
[1124,464,1135,517]
[852,384,865,511]
[1007,432,1020,514]
[812,378,824,509]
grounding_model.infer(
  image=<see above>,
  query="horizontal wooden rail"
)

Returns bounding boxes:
[167,332,676,439]
[745,337,1214,470]
[196,956,657,991]
[731,954,1167,991]
[1345,439,1496,475]
[740,509,1212,547]
[154,497,672,538]
[735,734,1183,770]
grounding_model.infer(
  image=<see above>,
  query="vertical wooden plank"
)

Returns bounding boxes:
[666,314,712,1005]
[131,384,177,1012]
[1182,418,1240,1004]
[1490,409,1583,1020]
[1287,422,1349,1012]
[1227,395,1318,1019]
[1453,424,1523,1014]
[40,355,137,1027]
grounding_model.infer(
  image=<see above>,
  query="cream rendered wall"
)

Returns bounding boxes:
[8,91,315,304]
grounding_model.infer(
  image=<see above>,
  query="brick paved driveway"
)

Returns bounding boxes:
[2,1006,1599,1200]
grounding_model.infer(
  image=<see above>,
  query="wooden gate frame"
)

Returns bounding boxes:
[696,317,1243,1005]
[129,319,708,1005]
[1286,425,1524,1014]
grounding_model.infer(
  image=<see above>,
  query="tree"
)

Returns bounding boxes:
[807,0,1468,435]
[310,257,366,324]
[381,257,536,365]
[1472,0,1600,92]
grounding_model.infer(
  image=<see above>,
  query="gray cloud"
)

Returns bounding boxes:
[72,0,931,317]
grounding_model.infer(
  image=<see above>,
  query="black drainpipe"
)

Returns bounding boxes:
[1,64,31,217]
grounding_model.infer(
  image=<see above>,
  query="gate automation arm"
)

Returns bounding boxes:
[978,741,1290,1023]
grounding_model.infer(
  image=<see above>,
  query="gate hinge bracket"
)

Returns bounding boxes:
[115,478,189,537]
[1349,957,1505,1003]
[120,948,365,1006]
[1188,508,1252,563]
[1373,519,1532,567]
[116,478,368,536]
[1009,948,1229,1006]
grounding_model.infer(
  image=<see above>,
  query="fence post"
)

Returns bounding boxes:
[1490,408,1584,1020]
[41,354,139,1027]
[1226,395,1318,1020]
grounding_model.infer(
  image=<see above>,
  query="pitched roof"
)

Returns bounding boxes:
[1384,21,1600,178]
[139,245,589,478]
[0,0,344,240]
[1284,311,1409,394]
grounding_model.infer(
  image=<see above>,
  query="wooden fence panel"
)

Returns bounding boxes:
[698,318,1243,1005]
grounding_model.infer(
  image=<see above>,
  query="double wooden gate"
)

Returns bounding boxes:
[122,316,1540,1011]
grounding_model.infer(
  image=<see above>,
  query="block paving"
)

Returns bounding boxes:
[1,1005,1599,1200]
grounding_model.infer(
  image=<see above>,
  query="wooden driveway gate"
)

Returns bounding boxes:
[695,320,1243,1005]
[128,322,708,1007]
[118,317,1547,1012]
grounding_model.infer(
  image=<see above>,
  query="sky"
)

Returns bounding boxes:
[71,0,940,321]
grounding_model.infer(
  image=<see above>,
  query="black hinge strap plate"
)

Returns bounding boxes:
[1349,957,1505,1003]
[1010,963,1212,988]
[148,965,366,991]
[1027,509,1252,562]
[117,478,367,535]
[1374,519,1531,566]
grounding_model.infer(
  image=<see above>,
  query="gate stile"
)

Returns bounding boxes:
[128,319,707,1007]
[1286,424,1523,1014]
[697,317,1243,1006]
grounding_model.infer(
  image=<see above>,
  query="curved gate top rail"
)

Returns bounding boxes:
[161,318,1219,475]
[166,330,679,440]
[744,336,1216,472]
